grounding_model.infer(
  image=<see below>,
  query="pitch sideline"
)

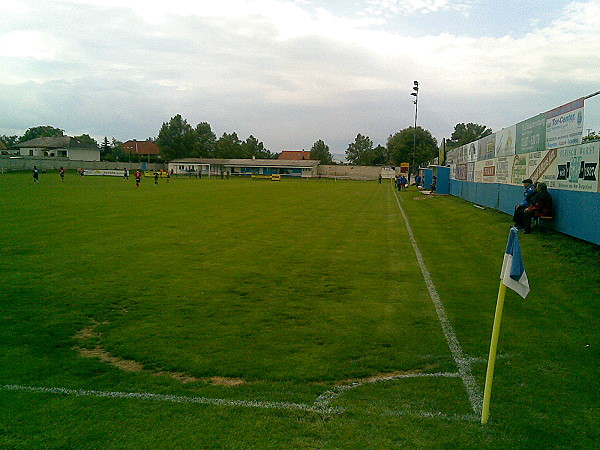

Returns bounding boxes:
[392,188,483,415]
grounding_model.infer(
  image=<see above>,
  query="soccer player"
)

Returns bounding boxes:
[135,169,142,188]
[33,166,39,183]
[59,167,65,181]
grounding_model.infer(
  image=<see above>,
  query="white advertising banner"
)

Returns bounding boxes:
[83,169,124,177]
[554,142,599,192]
[546,98,584,150]
[510,154,528,185]
[495,156,513,184]
[495,125,516,157]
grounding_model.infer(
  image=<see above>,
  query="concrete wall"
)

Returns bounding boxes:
[0,156,165,173]
[450,179,600,245]
[317,165,394,180]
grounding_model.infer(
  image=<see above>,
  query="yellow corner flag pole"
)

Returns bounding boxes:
[481,281,507,424]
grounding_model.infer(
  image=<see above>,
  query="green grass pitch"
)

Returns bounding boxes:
[0,171,598,448]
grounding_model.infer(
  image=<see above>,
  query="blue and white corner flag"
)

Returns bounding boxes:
[500,227,530,298]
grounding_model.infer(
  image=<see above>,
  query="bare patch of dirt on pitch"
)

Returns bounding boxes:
[208,376,247,386]
[73,321,246,385]
[76,346,144,372]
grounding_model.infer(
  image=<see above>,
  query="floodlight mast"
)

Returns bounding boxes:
[411,81,419,177]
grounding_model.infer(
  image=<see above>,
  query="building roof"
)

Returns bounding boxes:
[170,158,319,168]
[278,150,311,160]
[123,140,160,155]
[14,136,98,149]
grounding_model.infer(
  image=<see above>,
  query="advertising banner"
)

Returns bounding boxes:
[454,164,467,180]
[83,169,123,176]
[495,156,513,184]
[554,141,598,192]
[474,160,484,182]
[510,154,528,184]
[467,162,475,181]
[446,148,457,166]
[546,98,584,150]
[478,134,496,161]
[516,113,546,154]
[482,159,496,183]
[457,144,467,164]
[467,141,478,162]
[475,159,496,183]
[495,125,516,157]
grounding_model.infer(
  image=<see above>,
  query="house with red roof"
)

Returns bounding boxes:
[277,150,312,160]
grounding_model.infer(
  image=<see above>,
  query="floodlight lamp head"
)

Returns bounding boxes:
[411,92,417,96]
[413,80,419,86]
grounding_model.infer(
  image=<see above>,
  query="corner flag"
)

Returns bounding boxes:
[481,227,530,424]
[500,227,530,298]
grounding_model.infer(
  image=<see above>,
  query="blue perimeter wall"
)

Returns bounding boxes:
[449,178,600,245]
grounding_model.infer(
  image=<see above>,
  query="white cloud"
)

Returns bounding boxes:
[0,30,60,60]
[1,0,599,150]
[363,0,474,16]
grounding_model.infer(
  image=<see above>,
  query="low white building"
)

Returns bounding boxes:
[14,136,100,161]
[168,158,319,177]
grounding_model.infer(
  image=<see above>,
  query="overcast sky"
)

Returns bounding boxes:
[1,0,599,154]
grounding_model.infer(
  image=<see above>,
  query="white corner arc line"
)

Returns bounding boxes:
[392,189,483,414]
[313,372,461,408]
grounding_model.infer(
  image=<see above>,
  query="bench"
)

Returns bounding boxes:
[533,215,553,231]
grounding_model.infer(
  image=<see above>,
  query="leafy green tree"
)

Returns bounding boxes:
[346,134,375,165]
[101,136,111,152]
[73,134,99,148]
[214,132,243,158]
[446,122,491,149]
[370,145,388,165]
[193,122,216,157]
[100,137,124,162]
[242,135,271,159]
[0,135,19,148]
[387,126,438,171]
[310,140,334,164]
[19,126,64,143]
[156,114,196,161]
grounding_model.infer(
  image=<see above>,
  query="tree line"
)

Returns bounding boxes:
[1,118,502,168]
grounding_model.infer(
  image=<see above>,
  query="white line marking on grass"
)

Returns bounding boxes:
[384,410,479,422]
[1,385,344,415]
[313,372,461,408]
[392,190,483,415]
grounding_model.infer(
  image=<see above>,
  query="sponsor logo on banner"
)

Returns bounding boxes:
[516,114,546,154]
[511,154,528,184]
[496,157,511,183]
[483,166,496,177]
[496,126,516,157]
[553,142,599,191]
[546,98,584,150]
[454,164,467,180]
[530,148,557,183]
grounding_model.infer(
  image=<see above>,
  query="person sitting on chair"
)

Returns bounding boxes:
[523,182,552,233]
[513,178,536,229]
